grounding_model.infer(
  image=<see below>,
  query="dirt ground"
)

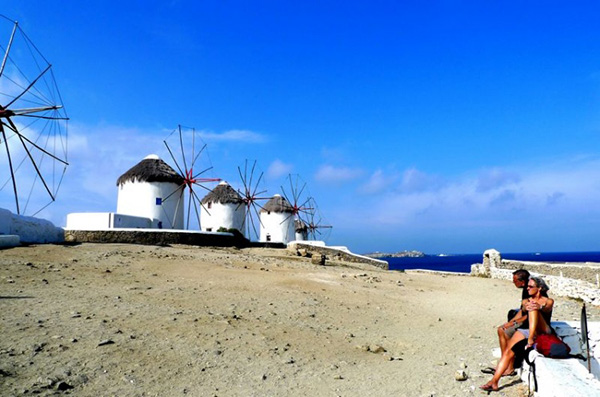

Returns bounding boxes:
[1,243,598,396]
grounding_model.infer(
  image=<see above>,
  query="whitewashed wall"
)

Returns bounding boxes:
[200,203,245,234]
[0,208,63,243]
[260,212,295,243]
[117,181,184,229]
[66,212,153,229]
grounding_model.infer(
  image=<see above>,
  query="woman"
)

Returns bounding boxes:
[480,276,554,392]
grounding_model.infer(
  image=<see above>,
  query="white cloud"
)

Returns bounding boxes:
[359,157,600,230]
[358,169,399,194]
[314,164,363,184]
[267,159,293,180]
[199,129,267,143]
[399,167,444,193]
[476,167,521,192]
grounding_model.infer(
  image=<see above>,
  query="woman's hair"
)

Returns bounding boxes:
[530,276,550,296]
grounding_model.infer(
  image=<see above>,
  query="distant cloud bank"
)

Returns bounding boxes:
[315,164,363,184]
[200,129,267,143]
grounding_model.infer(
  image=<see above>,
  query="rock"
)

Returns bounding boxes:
[98,340,114,347]
[311,254,327,266]
[454,369,468,381]
[32,343,46,353]
[368,345,386,354]
[56,381,73,391]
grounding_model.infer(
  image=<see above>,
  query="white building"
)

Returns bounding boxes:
[200,181,245,234]
[294,219,308,241]
[116,154,185,229]
[259,194,295,243]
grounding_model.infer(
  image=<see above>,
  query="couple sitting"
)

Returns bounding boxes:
[481,271,554,392]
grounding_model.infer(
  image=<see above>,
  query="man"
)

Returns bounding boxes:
[506,269,531,322]
[482,269,530,375]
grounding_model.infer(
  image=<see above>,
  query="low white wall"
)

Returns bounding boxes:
[66,212,153,230]
[0,208,63,244]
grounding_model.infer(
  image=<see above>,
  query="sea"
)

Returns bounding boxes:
[384,252,600,274]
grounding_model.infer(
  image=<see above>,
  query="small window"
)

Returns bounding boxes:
[206,228,212,232]
[266,234,271,242]
[156,198,162,205]
[207,202,212,209]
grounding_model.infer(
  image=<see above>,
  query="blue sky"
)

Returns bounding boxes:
[2,1,600,254]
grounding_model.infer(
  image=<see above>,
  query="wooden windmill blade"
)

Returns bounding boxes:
[163,125,221,230]
[236,159,269,241]
[0,14,69,216]
[279,174,314,225]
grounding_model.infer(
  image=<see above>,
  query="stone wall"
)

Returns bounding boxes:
[471,250,600,306]
[64,229,249,247]
[287,242,389,270]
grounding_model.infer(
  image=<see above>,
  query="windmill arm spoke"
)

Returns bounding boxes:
[14,130,55,200]
[178,125,188,174]
[7,118,68,165]
[191,143,207,168]
[9,105,62,115]
[249,160,257,188]
[190,190,202,228]
[162,185,184,202]
[1,119,17,133]
[237,166,247,187]
[192,165,213,179]
[16,113,69,121]
[163,141,184,176]
[297,182,307,200]
[5,64,52,109]
[249,210,259,239]
[1,124,20,213]
[0,20,17,78]
[251,171,264,197]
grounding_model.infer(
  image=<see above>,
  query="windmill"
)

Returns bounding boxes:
[304,197,333,241]
[235,159,269,240]
[161,125,220,229]
[0,15,69,216]
[279,174,333,242]
[281,174,314,225]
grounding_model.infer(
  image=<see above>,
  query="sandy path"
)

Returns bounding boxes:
[1,243,597,396]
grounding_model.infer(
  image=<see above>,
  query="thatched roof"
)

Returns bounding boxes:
[294,219,308,232]
[201,181,243,204]
[116,155,184,186]
[261,194,294,213]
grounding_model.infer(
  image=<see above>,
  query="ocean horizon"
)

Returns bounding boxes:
[384,251,600,273]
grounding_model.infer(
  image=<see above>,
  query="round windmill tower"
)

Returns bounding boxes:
[116,154,185,229]
[200,181,245,234]
[259,194,295,243]
[294,219,308,241]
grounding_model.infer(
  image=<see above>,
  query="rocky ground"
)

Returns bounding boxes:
[1,243,598,396]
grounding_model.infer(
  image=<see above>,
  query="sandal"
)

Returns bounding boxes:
[480,367,496,374]
[479,383,499,392]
